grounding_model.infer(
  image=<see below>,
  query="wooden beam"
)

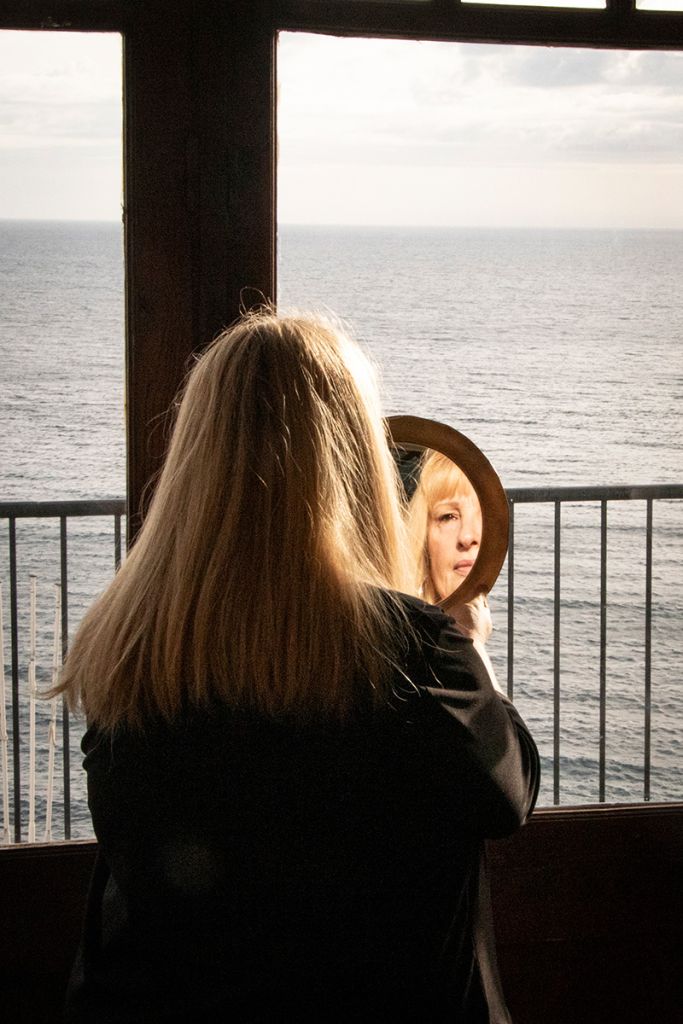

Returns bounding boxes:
[123,5,197,535]
[4,0,682,48]
[0,0,126,31]
[275,0,683,49]
[124,1,276,535]
[194,1,277,340]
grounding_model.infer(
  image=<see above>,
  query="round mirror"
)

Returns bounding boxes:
[387,415,509,613]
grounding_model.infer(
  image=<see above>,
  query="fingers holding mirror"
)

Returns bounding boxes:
[388,416,509,615]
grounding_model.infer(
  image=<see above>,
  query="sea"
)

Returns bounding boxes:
[1,219,681,841]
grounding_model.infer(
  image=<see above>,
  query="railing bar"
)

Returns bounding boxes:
[505,484,683,504]
[644,498,653,802]
[60,517,71,840]
[2,489,682,518]
[114,513,122,571]
[8,518,21,843]
[553,501,561,806]
[507,501,514,701]
[599,500,607,803]
[0,498,126,519]
[0,491,680,842]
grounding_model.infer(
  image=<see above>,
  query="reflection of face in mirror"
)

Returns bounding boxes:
[406,450,482,604]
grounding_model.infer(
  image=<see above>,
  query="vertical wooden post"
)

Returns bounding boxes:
[195,2,277,338]
[124,1,276,537]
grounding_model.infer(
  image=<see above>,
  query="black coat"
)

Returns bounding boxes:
[65,594,540,1023]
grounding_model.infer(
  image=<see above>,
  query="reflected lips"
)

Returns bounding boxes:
[454,559,474,576]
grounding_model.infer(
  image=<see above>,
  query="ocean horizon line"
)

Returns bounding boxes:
[1,217,682,234]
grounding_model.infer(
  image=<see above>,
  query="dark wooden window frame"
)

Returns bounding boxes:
[1,5,681,1021]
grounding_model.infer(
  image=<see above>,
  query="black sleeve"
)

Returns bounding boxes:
[399,595,541,838]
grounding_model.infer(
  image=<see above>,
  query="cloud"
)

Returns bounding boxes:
[0,30,122,218]
[0,31,121,148]
[0,98,121,147]
[495,47,616,88]
[433,45,683,94]
[278,34,683,227]
[279,36,683,168]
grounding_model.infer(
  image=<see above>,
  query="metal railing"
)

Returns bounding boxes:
[1,486,681,842]
[505,485,683,806]
[1,500,124,844]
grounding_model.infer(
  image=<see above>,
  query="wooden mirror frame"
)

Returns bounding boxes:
[387,415,509,613]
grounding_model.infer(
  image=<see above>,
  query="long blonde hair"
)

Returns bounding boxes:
[57,312,413,728]
[406,449,477,604]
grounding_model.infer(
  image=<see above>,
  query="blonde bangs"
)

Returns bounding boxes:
[420,452,475,508]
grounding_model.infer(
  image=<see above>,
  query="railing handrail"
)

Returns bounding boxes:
[507,484,683,503]
[2,486,682,520]
[0,499,126,519]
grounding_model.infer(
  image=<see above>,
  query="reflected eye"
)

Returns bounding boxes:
[436,511,460,524]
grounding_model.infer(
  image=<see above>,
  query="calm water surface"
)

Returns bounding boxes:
[1,221,681,839]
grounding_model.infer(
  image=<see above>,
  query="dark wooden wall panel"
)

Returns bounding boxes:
[1,807,681,1023]
[0,841,96,1024]
[488,805,683,1024]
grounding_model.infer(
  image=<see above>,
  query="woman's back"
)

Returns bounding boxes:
[57,313,539,1022]
[66,596,538,1023]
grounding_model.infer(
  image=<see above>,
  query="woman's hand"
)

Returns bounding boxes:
[450,594,505,695]
[450,593,492,645]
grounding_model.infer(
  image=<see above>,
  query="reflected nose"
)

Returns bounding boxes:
[457,532,478,551]
[457,510,481,551]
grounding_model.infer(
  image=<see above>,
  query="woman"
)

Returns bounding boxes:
[407,450,483,603]
[58,312,539,1022]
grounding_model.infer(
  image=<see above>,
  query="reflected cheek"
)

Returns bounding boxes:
[428,530,460,597]
[428,526,460,564]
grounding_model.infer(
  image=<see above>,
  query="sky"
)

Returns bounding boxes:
[0,32,123,221]
[0,28,682,227]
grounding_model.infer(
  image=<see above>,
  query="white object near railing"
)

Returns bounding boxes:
[28,576,37,844]
[0,585,10,844]
[44,585,61,843]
